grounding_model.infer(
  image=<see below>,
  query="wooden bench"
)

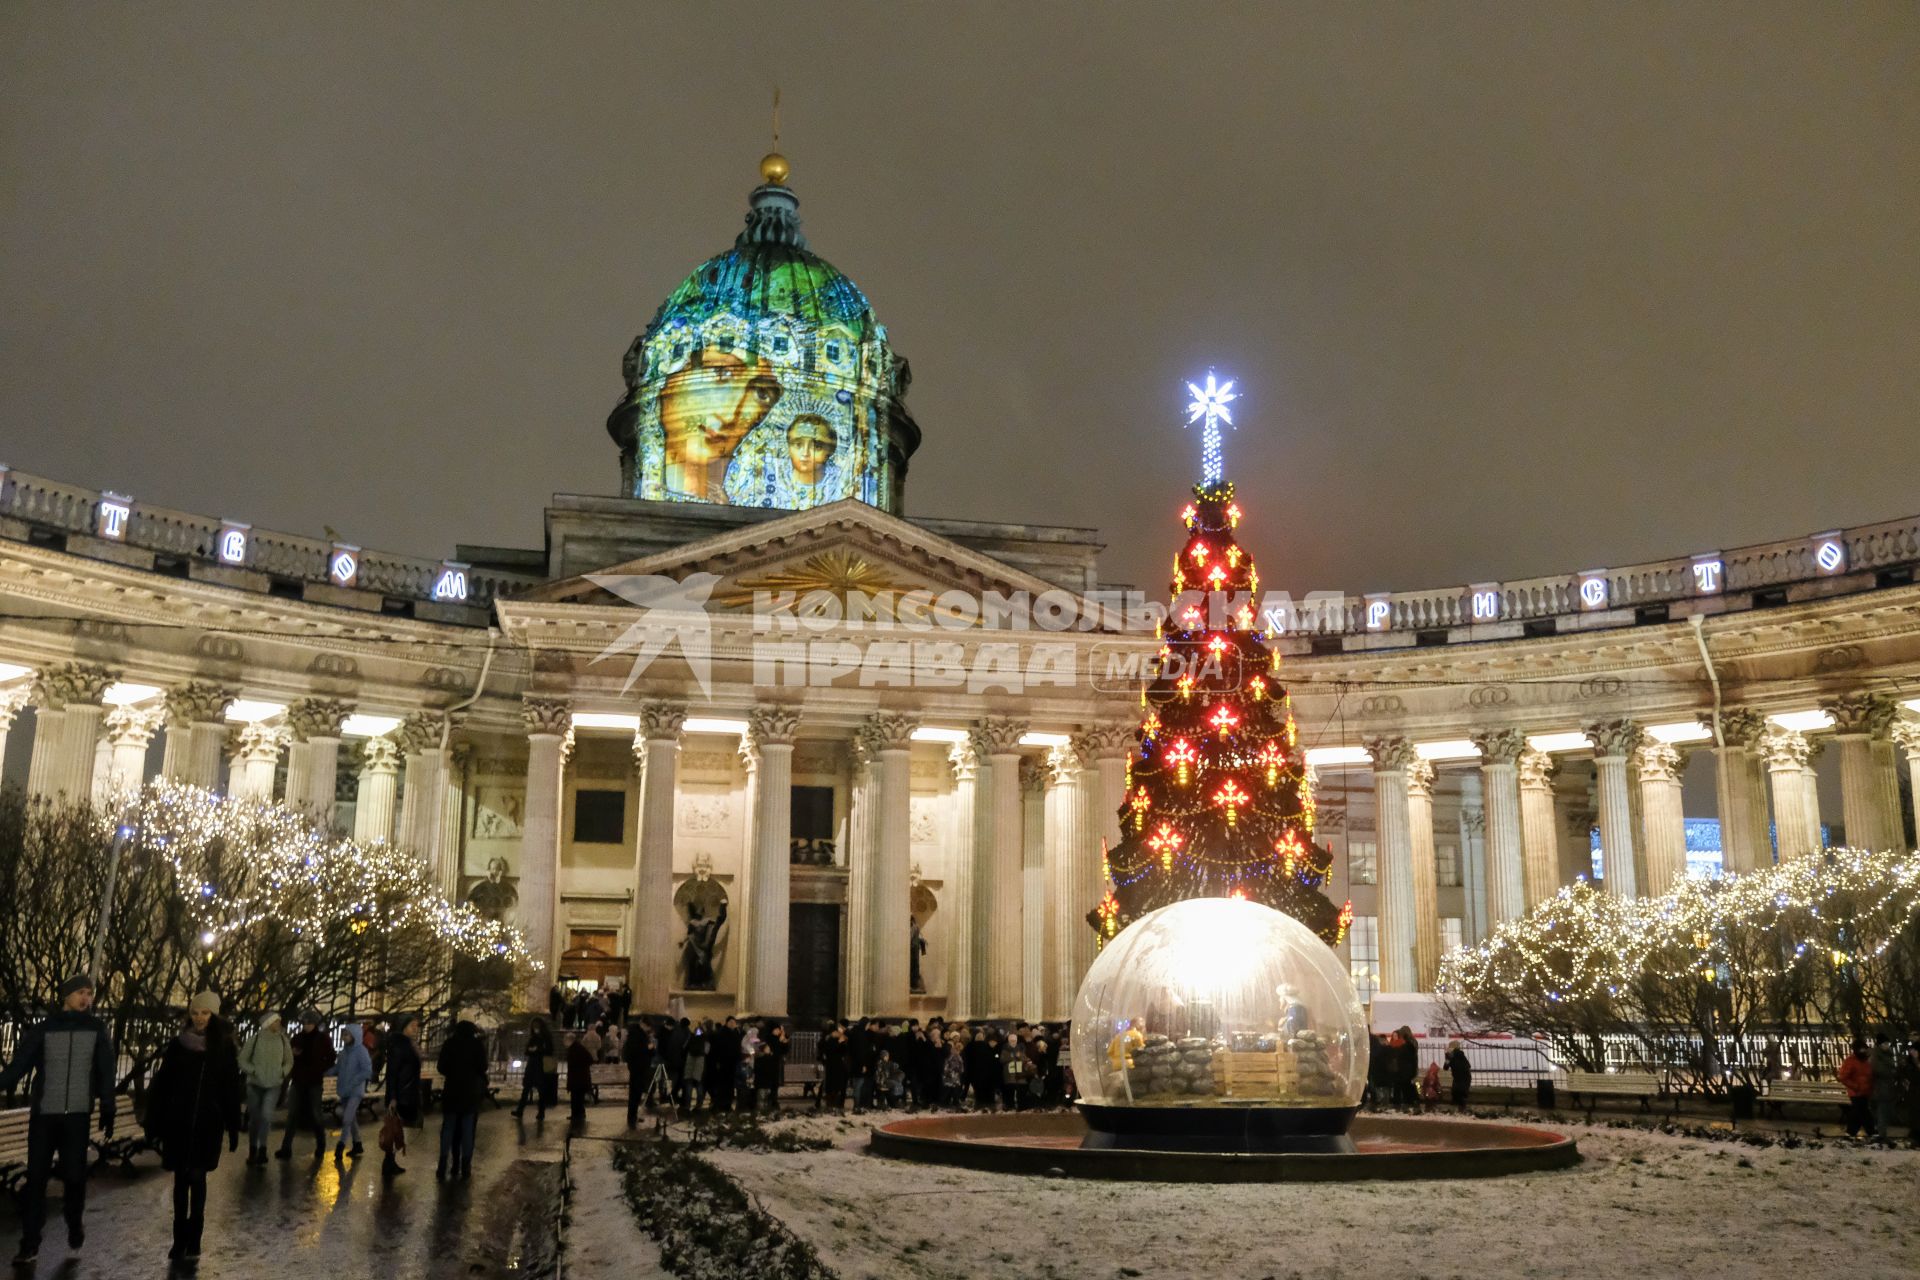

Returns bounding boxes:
[89,1094,147,1171]
[781,1061,821,1099]
[1764,1079,1849,1121]
[0,1107,29,1198]
[1562,1070,1673,1117]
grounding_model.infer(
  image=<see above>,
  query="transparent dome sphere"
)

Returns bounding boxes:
[1071,897,1368,1111]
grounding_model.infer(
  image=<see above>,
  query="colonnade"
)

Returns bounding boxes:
[1360,692,1917,994]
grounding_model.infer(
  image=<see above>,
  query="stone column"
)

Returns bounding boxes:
[352,735,401,841]
[392,710,447,862]
[975,717,1028,1019]
[1584,720,1644,898]
[630,701,686,1013]
[1636,742,1689,894]
[1019,758,1047,1023]
[27,662,115,802]
[0,681,30,780]
[844,727,879,1016]
[742,706,799,1017]
[1406,758,1442,991]
[1364,736,1418,993]
[227,721,285,802]
[860,712,917,1019]
[1705,709,1772,873]
[945,740,979,1020]
[161,681,232,788]
[513,699,568,1008]
[1516,748,1559,909]
[284,697,350,821]
[1822,693,1901,852]
[1894,720,1920,851]
[1043,742,1088,1020]
[1800,741,1826,852]
[1760,727,1817,860]
[1473,728,1529,924]
[1071,725,1132,1001]
[437,743,471,895]
[102,703,164,795]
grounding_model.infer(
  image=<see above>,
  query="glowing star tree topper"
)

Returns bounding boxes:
[1185,370,1237,486]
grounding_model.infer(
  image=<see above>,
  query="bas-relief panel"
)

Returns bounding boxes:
[676,782,745,879]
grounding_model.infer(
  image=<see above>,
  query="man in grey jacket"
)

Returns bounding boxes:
[0,974,118,1265]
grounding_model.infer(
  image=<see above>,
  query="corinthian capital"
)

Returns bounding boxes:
[1634,741,1685,785]
[1710,708,1770,750]
[1047,742,1084,785]
[1759,726,1811,771]
[1470,727,1528,765]
[522,696,572,736]
[1891,718,1920,754]
[0,681,32,729]
[1405,757,1435,800]
[748,705,801,748]
[637,700,687,741]
[860,711,918,752]
[1584,719,1644,759]
[1071,723,1136,761]
[1516,747,1556,791]
[1363,735,1417,772]
[971,717,1028,756]
[232,720,286,764]
[105,703,165,748]
[164,680,234,727]
[32,662,116,710]
[360,735,401,771]
[393,710,445,755]
[948,739,978,782]
[1820,692,1897,738]
[285,697,351,743]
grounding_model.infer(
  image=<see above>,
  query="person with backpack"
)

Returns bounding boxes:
[0,974,117,1266]
[236,1012,292,1165]
[143,992,243,1265]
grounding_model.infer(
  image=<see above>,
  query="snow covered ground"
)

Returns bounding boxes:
[700,1114,1920,1280]
[564,1137,670,1280]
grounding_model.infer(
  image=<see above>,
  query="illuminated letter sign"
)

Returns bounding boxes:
[432,563,470,602]
[217,523,249,565]
[1469,585,1499,621]
[1578,574,1608,610]
[96,493,131,540]
[1691,558,1723,594]
[1364,596,1391,631]
[1813,536,1845,574]
[329,544,360,588]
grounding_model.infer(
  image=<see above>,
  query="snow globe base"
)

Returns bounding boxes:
[1079,1101,1360,1154]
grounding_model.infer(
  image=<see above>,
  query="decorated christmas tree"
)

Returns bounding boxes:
[1091,373,1350,947]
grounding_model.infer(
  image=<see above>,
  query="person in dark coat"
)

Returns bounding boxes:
[514,1017,554,1120]
[622,1017,654,1127]
[275,1009,335,1161]
[382,1015,423,1177]
[819,1022,850,1112]
[144,992,243,1265]
[752,1030,781,1114]
[1443,1040,1473,1111]
[707,1017,742,1112]
[964,1027,997,1110]
[0,973,117,1266]
[435,1021,488,1180]
[565,1032,593,1125]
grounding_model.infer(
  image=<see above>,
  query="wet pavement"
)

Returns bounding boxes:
[0,1106,636,1278]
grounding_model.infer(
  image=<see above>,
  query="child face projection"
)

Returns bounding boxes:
[659,349,782,501]
[786,414,838,487]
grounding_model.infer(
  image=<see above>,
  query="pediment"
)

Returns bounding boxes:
[522,499,1067,621]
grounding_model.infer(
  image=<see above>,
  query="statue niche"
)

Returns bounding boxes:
[909,878,938,996]
[674,855,730,991]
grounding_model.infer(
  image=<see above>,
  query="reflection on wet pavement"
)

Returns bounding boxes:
[0,1108,597,1278]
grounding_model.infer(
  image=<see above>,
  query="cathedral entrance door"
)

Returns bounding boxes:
[787,902,841,1026]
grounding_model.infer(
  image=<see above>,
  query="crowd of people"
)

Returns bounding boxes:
[3,970,1917,1269]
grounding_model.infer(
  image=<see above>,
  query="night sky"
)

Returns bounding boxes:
[3,5,1915,598]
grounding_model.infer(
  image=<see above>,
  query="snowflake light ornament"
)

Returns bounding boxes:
[1185,370,1238,485]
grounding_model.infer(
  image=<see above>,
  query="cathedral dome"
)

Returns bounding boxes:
[606,163,919,514]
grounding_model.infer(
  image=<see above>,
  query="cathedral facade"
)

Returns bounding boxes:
[4,156,1920,1024]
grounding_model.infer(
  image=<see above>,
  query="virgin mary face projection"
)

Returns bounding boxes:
[786,413,838,489]
[658,349,782,501]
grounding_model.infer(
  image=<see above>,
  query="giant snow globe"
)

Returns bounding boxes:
[1071,896,1369,1152]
